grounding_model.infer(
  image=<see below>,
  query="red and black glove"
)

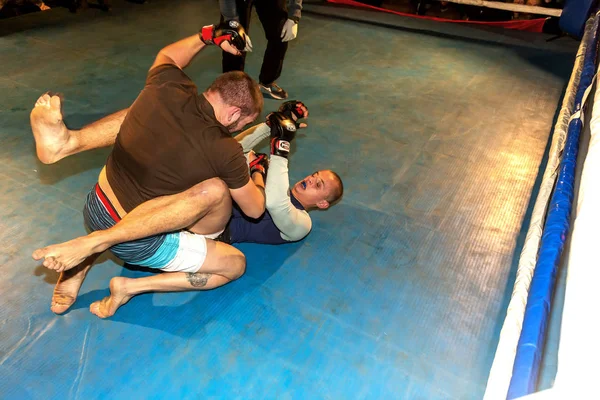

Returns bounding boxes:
[200,20,249,52]
[266,112,296,159]
[278,100,308,124]
[249,152,269,180]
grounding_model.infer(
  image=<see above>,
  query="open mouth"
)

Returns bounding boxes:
[301,181,307,190]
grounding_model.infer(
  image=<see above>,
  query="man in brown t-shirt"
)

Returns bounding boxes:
[30,22,269,314]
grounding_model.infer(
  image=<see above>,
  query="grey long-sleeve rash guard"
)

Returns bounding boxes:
[237,123,311,242]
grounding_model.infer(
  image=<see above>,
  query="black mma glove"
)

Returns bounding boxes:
[200,20,249,52]
[249,152,269,180]
[278,100,308,124]
[266,112,297,158]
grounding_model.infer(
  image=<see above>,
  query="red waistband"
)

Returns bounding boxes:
[95,183,122,222]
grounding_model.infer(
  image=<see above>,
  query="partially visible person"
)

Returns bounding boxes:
[221,100,344,246]
[0,0,50,17]
[218,0,303,99]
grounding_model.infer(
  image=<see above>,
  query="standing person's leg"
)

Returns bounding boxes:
[30,93,128,164]
[222,0,254,73]
[255,0,289,99]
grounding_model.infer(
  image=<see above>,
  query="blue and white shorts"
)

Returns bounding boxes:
[83,184,219,273]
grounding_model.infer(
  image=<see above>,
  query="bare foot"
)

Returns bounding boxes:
[50,261,93,314]
[33,233,107,272]
[90,277,133,318]
[30,93,70,164]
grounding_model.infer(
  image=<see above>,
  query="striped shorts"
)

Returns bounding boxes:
[83,184,212,273]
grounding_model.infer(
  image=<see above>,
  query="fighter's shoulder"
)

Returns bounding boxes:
[207,130,244,158]
[146,62,192,87]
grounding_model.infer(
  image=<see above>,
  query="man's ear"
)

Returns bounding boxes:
[227,106,241,124]
[316,199,330,210]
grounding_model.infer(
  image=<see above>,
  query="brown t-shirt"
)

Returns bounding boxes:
[106,64,249,213]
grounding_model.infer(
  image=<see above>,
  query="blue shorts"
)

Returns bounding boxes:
[83,184,211,273]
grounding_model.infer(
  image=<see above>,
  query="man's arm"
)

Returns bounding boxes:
[262,102,311,241]
[81,24,249,151]
[230,101,311,240]
[230,174,266,219]
[235,101,309,154]
[234,123,271,153]
[150,35,208,71]
[281,0,301,42]
[150,23,246,71]
[266,155,312,242]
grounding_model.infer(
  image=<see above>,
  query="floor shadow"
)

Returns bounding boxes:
[68,242,303,337]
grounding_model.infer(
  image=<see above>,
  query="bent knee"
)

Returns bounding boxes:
[202,177,228,192]
[230,249,246,280]
[189,178,229,203]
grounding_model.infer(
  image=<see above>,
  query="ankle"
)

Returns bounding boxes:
[86,231,112,253]
[63,129,79,155]
[112,276,138,297]
[43,129,75,164]
[112,275,128,290]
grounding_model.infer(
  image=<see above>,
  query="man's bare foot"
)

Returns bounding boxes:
[50,261,93,314]
[33,233,108,272]
[30,93,70,164]
[90,277,133,318]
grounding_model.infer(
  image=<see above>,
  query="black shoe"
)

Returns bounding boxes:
[259,82,288,100]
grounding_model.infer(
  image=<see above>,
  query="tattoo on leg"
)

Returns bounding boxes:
[186,272,212,288]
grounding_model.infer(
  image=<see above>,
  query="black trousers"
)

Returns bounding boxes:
[222,0,289,85]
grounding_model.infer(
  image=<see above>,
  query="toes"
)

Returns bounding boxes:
[35,94,50,107]
[42,256,54,267]
[43,257,63,271]
[54,261,65,272]
[89,302,105,318]
[34,93,62,110]
[32,248,45,260]
[50,304,70,314]
[49,95,62,110]
[51,299,74,314]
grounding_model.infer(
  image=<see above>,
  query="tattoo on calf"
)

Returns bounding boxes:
[186,272,212,287]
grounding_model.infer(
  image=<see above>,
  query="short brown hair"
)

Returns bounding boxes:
[207,71,263,118]
[327,171,344,204]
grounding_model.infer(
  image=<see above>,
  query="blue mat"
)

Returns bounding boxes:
[0,1,578,398]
